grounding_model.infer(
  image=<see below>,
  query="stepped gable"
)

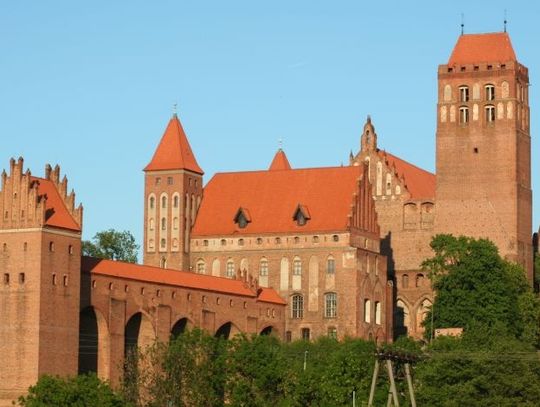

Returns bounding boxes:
[144,114,203,174]
[448,32,516,65]
[192,164,370,236]
[268,149,292,171]
[378,150,435,200]
[0,157,82,231]
[82,256,286,305]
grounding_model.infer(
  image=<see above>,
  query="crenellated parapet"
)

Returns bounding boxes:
[0,157,82,231]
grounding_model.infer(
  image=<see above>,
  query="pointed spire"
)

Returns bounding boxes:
[144,114,204,174]
[269,148,292,171]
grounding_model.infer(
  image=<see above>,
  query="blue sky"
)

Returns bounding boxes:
[1,1,539,251]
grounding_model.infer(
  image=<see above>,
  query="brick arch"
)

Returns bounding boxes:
[125,311,156,355]
[171,316,194,339]
[260,325,279,336]
[78,306,110,380]
[215,321,241,339]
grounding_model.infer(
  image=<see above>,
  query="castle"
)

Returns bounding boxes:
[0,31,533,405]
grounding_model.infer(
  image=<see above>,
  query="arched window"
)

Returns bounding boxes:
[326,256,335,274]
[324,292,337,318]
[402,274,409,288]
[160,238,166,248]
[173,217,179,230]
[364,299,371,323]
[160,257,167,268]
[259,258,269,276]
[459,106,469,124]
[291,294,304,319]
[485,105,495,122]
[149,196,155,209]
[149,218,154,230]
[161,196,167,208]
[226,260,235,278]
[375,301,381,325]
[485,84,495,101]
[459,85,469,102]
[161,217,166,230]
[293,257,302,275]
[416,273,425,287]
[443,84,452,101]
[173,195,179,208]
[196,259,206,274]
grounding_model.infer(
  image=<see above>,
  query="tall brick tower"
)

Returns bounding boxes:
[143,114,203,271]
[435,32,533,280]
[0,158,83,404]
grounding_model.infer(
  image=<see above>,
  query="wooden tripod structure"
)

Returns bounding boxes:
[367,350,417,407]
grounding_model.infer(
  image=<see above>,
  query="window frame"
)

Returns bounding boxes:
[291,294,304,319]
[324,292,337,318]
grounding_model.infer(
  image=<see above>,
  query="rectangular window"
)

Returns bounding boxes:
[293,259,302,275]
[52,274,57,285]
[459,86,469,102]
[63,275,68,286]
[155,177,161,185]
[324,293,337,318]
[292,295,304,319]
[485,85,495,101]
[485,105,495,123]
[326,258,335,274]
[3,273,9,284]
[285,331,292,343]
[167,177,173,185]
[327,327,337,339]
[260,260,269,276]
[19,273,25,284]
[459,107,469,124]
[301,328,310,341]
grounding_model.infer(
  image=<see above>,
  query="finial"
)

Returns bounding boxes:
[278,137,283,150]
[172,102,177,117]
[504,9,507,33]
[367,114,371,123]
[460,13,464,35]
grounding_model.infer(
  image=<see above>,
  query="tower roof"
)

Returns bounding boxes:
[268,149,292,171]
[448,32,516,65]
[144,114,203,174]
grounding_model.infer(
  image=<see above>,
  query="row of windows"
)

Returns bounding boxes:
[458,105,496,124]
[458,84,495,102]
[148,217,181,231]
[401,273,426,289]
[3,272,25,284]
[195,256,338,277]
[90,280,252,309]
[291,293,337,319]
[290,294,382,324]
[2,241,74,254]
[204,234,341,247]
[154,176,199,188]
[284,327,337,342]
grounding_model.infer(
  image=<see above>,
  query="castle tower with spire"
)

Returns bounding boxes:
[434,32,533,280]
[143,114,203,271]
[0,158,83,402]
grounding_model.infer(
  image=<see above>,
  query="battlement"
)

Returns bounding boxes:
[438,60,528,77]
[0,157,82,232]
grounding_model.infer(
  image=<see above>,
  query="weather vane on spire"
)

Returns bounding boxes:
[278,137,283,150]
[504,9,507,33]
[461,13,465,35]
[173,102,178,116]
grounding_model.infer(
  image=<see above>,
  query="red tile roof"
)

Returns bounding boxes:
[144,115,203,174]
[32,177,81,231]
[448,32,516,65]
[82,256,285,304]
[269,149,292,171]
[380,152,435,200]
[192,165,363,236]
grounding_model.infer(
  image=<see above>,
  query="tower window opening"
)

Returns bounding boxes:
[173,195,179,208]
[149,196,155,209]
[167,177,173,185]
[155,177,161,185]
[63,275,68,286]
[52,274,57,285]
[3,273,9,284]
[161,217,166,230]
[459,106,469,124]
[485,105,496,123]
[474,147,479,154]
[161,196,167,208]
[485,84,495,101]
[19,273,25,284]
[459,86,469,102]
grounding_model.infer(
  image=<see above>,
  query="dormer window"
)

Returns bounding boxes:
[293,204,311,227]
[234,207,251,229]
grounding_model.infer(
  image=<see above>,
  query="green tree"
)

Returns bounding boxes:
[415,328,540,407]
[18,374,127,407]
[422,234,540,345]
[225,334,286,406]
[83,229,139,263]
